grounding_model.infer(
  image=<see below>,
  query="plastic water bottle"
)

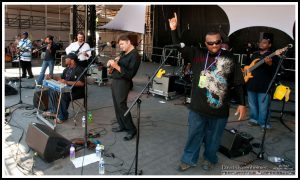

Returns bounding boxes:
[96,144,101,158]
[88,112,93,124]
[14,81,17,88]
[268,156,284,163]
[100,145,104,158]
[70,144,75,160]
[82,116,86,128]
[8,81,12,86]
[99,157,105,175]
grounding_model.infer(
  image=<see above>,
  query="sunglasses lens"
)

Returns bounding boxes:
[207,40,222,46]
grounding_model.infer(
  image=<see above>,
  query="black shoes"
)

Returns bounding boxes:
[27,75,34,79]
[123,132,136,141]
[112,127,136,141]
[112,127,125,132]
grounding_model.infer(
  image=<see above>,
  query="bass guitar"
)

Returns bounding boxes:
[242,44,292,83]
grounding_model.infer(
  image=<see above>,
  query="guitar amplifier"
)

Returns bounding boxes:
[150,75,179,100]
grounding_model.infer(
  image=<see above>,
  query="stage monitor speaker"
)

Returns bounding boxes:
[25,123,71,162]
[219,129,252,158]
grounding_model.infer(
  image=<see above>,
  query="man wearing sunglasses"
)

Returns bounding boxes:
[169,12,247,172]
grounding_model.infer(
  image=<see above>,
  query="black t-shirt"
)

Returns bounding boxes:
[246,51,278,93]
[171,30,245,118]
[42,43,59,61]
[111,49,141,81]
[61,65,85,98]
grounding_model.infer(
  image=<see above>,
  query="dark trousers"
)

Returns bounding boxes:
[20,60,33,77]
[48,90,84,121]
[48,89,71,121]
[111,79,137,134]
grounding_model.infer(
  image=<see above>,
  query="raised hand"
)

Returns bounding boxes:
[169,12,178,30]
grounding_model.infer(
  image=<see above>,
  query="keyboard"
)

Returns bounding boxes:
[43,79,71,93]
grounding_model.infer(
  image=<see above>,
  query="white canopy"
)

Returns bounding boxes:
[100,5,146,34]
[219,5,295,39]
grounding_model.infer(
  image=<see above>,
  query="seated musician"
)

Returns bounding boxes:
[44,53,85,124]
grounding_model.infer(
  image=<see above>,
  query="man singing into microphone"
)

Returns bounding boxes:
[107,34,141,141]
[36,35,60,86]
[169,12,247,171]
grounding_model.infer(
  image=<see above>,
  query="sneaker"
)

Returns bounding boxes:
[261,124,272,130]
[42,111,56,117]
[201,160,215,171]
[178,162,192,172]
[54,118,64,124]
[248,119,259,126]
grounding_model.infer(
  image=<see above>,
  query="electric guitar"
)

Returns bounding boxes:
[242,44,292,83]
[75,48,95,56]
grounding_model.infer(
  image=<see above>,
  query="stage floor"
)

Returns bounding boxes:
[3,61,296,177]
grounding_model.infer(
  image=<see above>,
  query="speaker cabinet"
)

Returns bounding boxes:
[152,75,179,93]
[219,129,252,158]
[25,123,71,162]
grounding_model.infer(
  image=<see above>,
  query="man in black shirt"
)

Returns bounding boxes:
[246,33,285,129]
[107,34,141,141]
[36,35,60,86]
[169,12,247,171]
[45,53,85,124]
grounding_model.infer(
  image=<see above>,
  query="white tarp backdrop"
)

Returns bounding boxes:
[219,5,295,39]
[100,5,146,34]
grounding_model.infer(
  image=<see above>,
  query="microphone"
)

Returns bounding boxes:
[164,43,185,48]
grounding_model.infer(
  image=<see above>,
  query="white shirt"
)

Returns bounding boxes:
[65,42,91,61]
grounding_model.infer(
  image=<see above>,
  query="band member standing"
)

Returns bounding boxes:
[44,53,85,124]
[169,13,247,171]
[65,32,91,68]
[17,32,34,79]
[107,34,141,141]
[246,33,285,129]
[36,35,60,86]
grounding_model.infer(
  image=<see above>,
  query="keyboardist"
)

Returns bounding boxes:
[44,53,85,124]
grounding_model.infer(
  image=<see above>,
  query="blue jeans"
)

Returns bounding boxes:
[37,60,55,85]
[181,110,228,165]
[48,89,71,121]
[247,91,271,127]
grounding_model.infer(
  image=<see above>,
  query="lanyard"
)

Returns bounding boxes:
[204,50,221,73]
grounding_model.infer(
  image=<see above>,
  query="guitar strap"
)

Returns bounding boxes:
[74,43,85,55]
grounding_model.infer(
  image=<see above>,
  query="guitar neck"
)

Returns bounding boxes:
[248,51,276,72]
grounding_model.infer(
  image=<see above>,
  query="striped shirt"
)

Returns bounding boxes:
[17,38,32,61]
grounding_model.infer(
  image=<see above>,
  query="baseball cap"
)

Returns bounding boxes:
[65,53,79,62]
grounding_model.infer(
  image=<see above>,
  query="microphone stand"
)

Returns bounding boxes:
[7,49,33,109]
[71,54,99,149]
[124,47,174,175]
[257,49,290,160]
